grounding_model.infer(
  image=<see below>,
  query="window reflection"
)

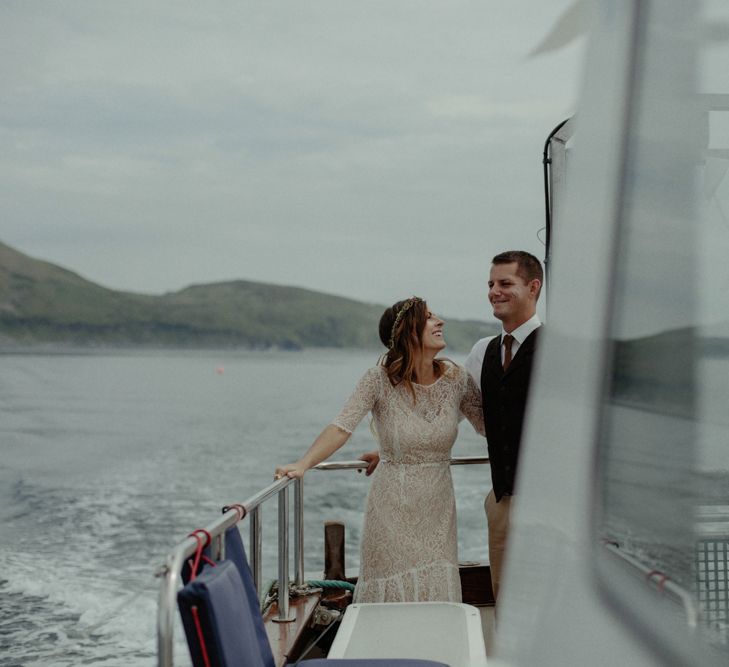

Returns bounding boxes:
[595,0,729,656]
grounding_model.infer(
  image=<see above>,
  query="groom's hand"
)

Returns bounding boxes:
[358,450,380,476]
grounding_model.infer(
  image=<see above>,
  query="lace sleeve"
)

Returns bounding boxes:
[331,367,383,434]
[459,366,485,436]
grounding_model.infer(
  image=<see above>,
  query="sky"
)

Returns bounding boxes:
[0,1,585,322]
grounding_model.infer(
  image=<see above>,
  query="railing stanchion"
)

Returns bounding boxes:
[157,563,175,667]
[250,505,262,594]
[294,477,305,586]
[275,484,294,622]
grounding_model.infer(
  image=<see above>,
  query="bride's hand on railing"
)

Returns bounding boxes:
[274,463,306,480]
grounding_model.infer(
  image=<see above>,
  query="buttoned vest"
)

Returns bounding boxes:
[480,327,540,501]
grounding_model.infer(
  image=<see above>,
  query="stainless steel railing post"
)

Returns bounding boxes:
[157,558,177,667]
[250,505,262,594]
[294,477,304,586]
[275,484,294,622]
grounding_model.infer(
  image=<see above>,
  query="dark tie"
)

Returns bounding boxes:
[502,334,514,371]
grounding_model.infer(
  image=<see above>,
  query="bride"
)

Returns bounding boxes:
[275,297,484,602]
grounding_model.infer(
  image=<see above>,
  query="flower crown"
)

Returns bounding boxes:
[388,297,423,349]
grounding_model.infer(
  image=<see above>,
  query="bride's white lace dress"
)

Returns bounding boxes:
[331,361,484,603]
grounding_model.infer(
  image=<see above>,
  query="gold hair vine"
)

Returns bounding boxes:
[388,297,422,349]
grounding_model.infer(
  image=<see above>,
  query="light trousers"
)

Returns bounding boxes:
[485,490,512,601]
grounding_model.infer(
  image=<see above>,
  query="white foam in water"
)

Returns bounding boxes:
[0,532,163,665]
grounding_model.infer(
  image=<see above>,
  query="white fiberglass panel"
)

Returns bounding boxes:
[328,602,487,667]
[496,2,663,665]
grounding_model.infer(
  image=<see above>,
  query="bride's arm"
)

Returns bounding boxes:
[275,425,350,479]
[275,366,381,480]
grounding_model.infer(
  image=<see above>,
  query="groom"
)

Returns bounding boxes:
[464,250,543,601]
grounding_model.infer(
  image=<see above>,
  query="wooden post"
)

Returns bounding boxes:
[459,563,495,606]
[323,521,346,581]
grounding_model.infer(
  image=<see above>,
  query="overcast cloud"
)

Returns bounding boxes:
[0,1,584,321]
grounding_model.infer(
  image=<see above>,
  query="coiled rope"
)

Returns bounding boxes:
[259,579,354,614]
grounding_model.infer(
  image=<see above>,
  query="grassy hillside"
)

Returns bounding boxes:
[0,241,496,351]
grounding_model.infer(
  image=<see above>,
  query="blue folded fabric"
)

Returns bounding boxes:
[178,559,275,667]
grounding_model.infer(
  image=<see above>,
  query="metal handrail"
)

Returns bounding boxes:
[156,455,489,667]
[313,455,490,471]
[602,541,700,628]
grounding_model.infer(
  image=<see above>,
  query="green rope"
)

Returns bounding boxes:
[305,579,355,591]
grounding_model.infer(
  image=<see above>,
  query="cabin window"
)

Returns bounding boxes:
[594,0,729,663]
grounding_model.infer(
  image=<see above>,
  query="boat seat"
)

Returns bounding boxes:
[327,602,487,667]
[178,530,448,667]
[179,560,274,667]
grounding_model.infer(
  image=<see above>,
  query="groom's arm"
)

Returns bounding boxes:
[358,450,380,476]
[464,336,491,384]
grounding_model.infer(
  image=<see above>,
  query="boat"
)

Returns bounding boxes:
[156,1,729,664]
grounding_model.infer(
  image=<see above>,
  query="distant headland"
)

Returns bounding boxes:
[0,240,497,352]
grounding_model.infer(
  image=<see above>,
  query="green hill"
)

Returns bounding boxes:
[0,240,496,351]
[611,325,729,416]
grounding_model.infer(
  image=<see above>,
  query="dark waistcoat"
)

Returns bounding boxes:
[480,327,540,501]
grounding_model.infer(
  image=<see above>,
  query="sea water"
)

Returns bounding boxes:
[0,349,489,667]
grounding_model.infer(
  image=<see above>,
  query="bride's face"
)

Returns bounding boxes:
[421,308,446,352]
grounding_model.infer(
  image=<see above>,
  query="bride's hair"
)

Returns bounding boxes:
[378,297,445,401]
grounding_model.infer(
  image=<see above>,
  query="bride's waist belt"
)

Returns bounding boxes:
[380,458,450,467]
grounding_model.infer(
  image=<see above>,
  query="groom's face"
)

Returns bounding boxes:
[488,262,537,328]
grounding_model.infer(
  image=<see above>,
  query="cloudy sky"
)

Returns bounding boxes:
[1,1,585,321]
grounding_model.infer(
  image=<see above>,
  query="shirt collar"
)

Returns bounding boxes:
[501,313,541,345]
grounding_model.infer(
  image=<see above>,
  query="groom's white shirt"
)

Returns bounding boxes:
[464,314,542,384]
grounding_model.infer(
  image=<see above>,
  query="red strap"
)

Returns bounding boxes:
[187,553,216,574]
[187,529,213,582]
[191,605,212,667]
[646,569,671,592]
